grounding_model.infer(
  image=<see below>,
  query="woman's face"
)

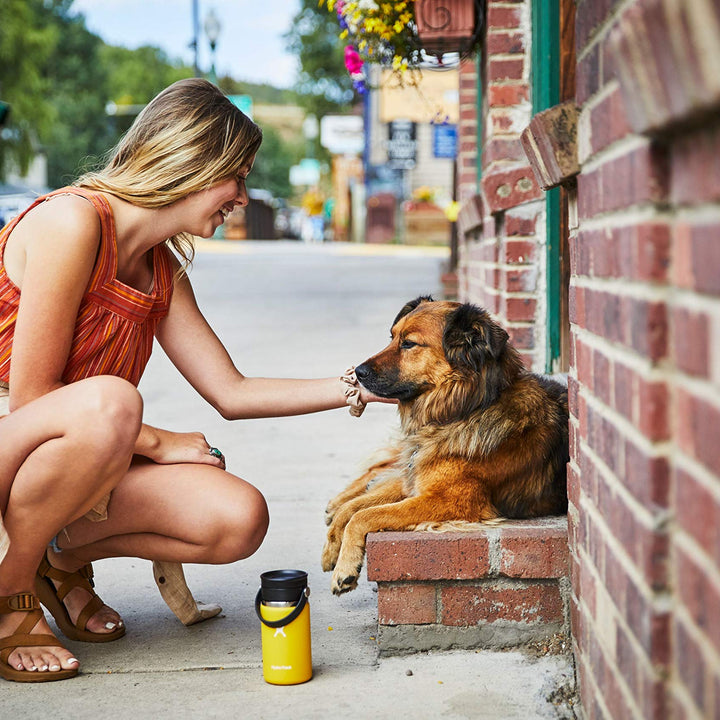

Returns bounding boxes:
[182,156,255,238]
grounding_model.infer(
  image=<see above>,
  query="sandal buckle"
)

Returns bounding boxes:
[8,592,40,611]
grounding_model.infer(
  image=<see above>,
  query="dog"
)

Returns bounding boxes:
[322,296,569,595]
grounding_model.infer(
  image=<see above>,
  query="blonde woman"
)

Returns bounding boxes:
[0,78,380,682]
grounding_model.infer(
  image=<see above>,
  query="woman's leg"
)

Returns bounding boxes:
[0,376,142,675]
[55,458,269,569]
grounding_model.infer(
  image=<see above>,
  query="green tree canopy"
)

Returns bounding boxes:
[284,0,355,120]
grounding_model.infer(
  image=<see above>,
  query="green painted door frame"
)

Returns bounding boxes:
[531,0,562,372]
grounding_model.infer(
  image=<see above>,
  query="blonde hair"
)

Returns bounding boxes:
[76,78,262,268]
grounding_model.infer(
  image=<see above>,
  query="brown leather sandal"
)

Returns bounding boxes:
[0,592,78,682]
[35,551,125,643]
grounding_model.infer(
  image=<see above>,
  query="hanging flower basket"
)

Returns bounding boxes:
[415,0,480,54]
[323,0,482,88]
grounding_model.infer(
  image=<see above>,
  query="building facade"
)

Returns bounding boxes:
[455,0,720,716]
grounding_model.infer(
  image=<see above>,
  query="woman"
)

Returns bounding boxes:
[0,78,380,682]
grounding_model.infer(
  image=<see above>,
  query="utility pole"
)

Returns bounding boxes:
[191,0,200,77]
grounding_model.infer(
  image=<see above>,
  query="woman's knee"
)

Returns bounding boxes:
[208,485,269,564]
[72,376,143,451]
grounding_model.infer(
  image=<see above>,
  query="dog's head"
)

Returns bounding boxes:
[356,296,522,423]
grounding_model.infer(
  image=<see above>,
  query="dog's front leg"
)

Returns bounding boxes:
[324,449,402,525]
[322,477,405,572]
[330,496,465,595]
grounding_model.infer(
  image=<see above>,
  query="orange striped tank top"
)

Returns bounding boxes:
[0,187,174,387]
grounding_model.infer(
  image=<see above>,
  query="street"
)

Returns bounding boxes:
[4,241,574,719]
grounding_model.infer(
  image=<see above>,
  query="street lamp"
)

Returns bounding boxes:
[204,8,221,85]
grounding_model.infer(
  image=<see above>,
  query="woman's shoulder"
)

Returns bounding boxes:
[15,192,102,250]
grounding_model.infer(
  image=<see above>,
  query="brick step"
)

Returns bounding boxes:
[366,516,570,655]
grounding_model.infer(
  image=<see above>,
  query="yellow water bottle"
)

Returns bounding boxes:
[255,569,312,685]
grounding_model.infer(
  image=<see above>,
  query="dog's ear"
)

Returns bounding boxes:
[391,295,434,330]
[442,304,508,371]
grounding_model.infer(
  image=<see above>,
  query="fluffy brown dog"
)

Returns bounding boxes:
[322,296,568,595]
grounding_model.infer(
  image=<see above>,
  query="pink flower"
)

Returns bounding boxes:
[344,45,364,75]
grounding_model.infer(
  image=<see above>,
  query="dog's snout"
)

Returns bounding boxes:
[355,363,370,381]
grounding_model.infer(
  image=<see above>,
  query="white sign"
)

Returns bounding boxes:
[320,115,364,155]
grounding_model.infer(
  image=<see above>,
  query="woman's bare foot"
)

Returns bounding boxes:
[45,548,124,635]
[0,599,79,674]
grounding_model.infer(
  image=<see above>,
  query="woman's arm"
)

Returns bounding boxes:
[155,267,384,420]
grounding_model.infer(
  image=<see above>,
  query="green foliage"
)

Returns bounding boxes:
[218,76,299,106]
[249,124,302,200]
[35,1,114,187]
[0,0,58,177]
[284,0,354,120]
[100,44,191,106]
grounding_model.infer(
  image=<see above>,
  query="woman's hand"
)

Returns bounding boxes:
[358,385,398,406]
[136,425,226,469]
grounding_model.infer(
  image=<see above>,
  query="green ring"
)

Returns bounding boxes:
[209,447,223,459]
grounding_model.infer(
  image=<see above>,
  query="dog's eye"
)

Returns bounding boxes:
[400,340,417,350]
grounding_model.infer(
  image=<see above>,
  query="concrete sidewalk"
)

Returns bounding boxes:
[4,242,576,718]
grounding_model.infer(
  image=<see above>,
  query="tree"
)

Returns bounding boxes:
[249,125,302,200]
[0,0,57,178]
[35,1,114,187]
[284,0,355,122]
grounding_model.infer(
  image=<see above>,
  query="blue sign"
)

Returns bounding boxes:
[433,123,458,159]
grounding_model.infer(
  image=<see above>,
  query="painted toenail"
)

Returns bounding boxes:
[105,622,117,630]
[30,665,38,671]
[50,664,61,671]
[40,665,48,671]
[68,658,79,665]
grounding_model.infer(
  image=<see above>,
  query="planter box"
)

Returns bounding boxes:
[416,0,478,54]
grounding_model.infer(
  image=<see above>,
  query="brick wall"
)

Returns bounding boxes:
[570,0,720,717]
[455,0,720,716]
[457,0,547,371]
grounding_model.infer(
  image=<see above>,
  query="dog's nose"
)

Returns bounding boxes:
[355,363,370,381]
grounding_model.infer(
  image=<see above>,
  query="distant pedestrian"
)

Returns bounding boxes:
[0,78,388,682]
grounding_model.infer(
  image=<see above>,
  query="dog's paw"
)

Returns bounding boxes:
[331,567,360,595]
[324,508,335,526]
[321,539,340,572]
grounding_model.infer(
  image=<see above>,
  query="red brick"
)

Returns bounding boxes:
[671,306,710,378]
[627,297,668,360]
[366,532,490,582]
[592,348,611,405]
[481,165,543,213]
[503,238,536,262]
[498,523,569,578]
[675,388,720,476]
[636,377,669,441]
[488,83,529,107]
[673,618,708,716]
[673,221,720,296]
[486,5,522,29]
[505,214,539,238]
[587,86,633,155]
[674,542,720,657]
[670,121,720,206]
[486,31,525,55]
[440,582,564,625]
[577,143,669,217]
[502,267,536,292]
[483,137,526,164]
[377,584,436,625]
[673,467,720,566]
[503,296,537,322]
[488,58,524,82]
[624,439,670,507]
[576,43,601,106]
[506,324,534,349]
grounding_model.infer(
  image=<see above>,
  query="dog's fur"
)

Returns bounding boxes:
[322,297,569,594]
